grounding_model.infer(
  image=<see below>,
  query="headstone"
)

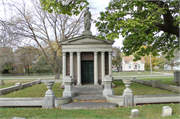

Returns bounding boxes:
[44,81,55,109]
[130,109,139,118]
[0,80,5,85]
[103,75,114,96]
[173,71,180,83]
[37,78,41,84]
[122,79,134,107]
[162,106,172,117]
[63,76,74,97]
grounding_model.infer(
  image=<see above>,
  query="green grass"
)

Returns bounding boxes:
[113,81,178,95]
[0,80,31,89]
[2,80,178,98]
[1,103,179,119]
[1,83,63,97]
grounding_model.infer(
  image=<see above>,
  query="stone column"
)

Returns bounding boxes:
[109,52,112,76]
[70,52,74,78]
[94,52,99,85]
[77,52,82,86]
[60,52,66,89]
[101,52,105,85]
[44,81,55,109]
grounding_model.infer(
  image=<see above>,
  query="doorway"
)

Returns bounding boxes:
[81,61,94,84]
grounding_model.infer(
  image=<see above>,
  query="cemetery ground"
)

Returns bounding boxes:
[0,76,179,118]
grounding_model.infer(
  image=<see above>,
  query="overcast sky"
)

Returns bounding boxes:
[0,0,123,48]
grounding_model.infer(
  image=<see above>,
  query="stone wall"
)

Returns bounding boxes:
[133,78,180,93]
[0,79,41,96]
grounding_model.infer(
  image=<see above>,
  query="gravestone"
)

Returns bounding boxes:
[162,106,172,117]
[173,71,180,83]
[0,80,5,85]
[130,109,139,118]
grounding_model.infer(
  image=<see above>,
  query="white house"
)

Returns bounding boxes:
[122,56,145,71]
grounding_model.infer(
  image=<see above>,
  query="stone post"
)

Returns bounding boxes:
[63,76,74,97]
[173,71,180,83]
[37,78,41,84]
[130,109,139,118]
[103,75,114,96]
[122,79,134,107]
[44,81,55,109]
[15,82,22,90]
[162,106,172,117]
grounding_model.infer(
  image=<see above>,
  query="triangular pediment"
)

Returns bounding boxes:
[60,35,114,45]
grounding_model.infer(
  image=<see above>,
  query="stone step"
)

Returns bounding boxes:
[60,102,118,109]
[73,95,106,102]
[74,91,102,96]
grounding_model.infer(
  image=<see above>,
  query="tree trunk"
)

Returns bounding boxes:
[55,72,60,79]
[171,65,173,71]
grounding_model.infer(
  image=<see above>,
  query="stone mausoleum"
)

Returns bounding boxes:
[60,7,114,86]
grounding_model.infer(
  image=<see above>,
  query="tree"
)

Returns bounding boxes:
[95,0,179,60]
[40,0,89,15]
[32,55,53,73]
[15,46,38,74]
[112,46,121,71]
[144,54,159,71]
[7,0,84,79]
[164,49,180,71]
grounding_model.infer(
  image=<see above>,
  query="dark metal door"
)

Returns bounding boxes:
[81,61,94,84]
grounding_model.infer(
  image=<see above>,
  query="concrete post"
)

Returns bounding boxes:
[63,76,75,97]
[122,79,134,107]
[15,82,22,90]
[44,81,55,109]
[130,109,139,118]
[173,71,180,83]
[103,75,114,96]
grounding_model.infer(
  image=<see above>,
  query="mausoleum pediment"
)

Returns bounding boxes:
[60,35,114,45]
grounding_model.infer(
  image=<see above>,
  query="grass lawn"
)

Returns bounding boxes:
[1,81,179,118]
[2,80,178,98]
[139,77,179,86]
[0,80,32,89]
[1,103,179,119]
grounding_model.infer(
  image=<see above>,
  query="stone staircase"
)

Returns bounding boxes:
[60,85,118,109]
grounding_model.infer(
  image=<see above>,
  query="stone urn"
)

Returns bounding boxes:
[122,79,133,93]
[45,81,54,95]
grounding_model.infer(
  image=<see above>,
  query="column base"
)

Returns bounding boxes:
[94,83,99,86]
[76,83,82,86]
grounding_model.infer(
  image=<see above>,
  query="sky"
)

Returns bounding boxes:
[89,0,123,48]
[0,0,123,48]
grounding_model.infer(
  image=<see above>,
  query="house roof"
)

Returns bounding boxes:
[123,56,145,64]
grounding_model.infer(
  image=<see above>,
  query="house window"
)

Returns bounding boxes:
[129,64,131,68]
[11,68,16,71]
[134,65,137,69]
[138,64,140,68]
